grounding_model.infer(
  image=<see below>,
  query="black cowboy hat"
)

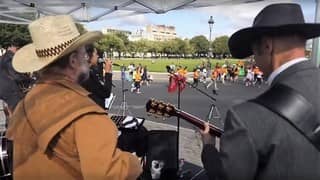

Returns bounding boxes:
[228,3,320,59]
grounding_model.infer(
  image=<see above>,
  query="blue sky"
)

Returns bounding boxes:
[86,0,317,40]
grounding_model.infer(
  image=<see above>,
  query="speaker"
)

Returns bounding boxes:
[144,130,178,180]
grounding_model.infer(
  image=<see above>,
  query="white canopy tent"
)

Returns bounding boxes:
[0,0,319,66]
[312,0,320,67]
[0,0,269,24]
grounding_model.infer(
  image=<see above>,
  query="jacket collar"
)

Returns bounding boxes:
[271,60,316,86]
[37,73,89,97]
[267,57,308,85]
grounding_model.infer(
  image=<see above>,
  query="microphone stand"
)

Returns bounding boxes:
[177,76,181,176]
[169,72,216,102]
[168,71,217,178]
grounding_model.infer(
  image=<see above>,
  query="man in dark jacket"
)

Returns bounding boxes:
[81,44,113,109]
[0,43,29,111]
[200,3,320,180]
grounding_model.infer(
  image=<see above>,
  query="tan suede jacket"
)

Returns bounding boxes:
[6,75,142,180]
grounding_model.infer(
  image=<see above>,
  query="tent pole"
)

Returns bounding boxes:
[311,0,320,67]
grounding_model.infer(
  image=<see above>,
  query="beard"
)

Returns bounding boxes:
[77,71,89,84]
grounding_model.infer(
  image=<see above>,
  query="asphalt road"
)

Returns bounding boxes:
[109,78,268,131]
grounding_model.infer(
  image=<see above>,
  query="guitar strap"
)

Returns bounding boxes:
[250,83,320,151]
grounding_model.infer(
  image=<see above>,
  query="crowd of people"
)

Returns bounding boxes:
[166,60,265,96]
[0,2,320,180]
[127,63,152,94]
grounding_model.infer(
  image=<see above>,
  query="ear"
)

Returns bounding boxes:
[263,37,273,55]
[68,52,78,69]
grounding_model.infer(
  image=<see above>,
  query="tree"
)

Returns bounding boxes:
[114,32,129,47]
[212,35,230,58]
[189,35,209,57]
[147,41,161,57]
[162,40,177,57]
[127,41,138,58]
[96,34,124,59]
[173,38,188,57]
[0,24,31,48]
[135,39,149,58]
[184,39,195,58]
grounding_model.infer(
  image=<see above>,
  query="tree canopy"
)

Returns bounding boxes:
[96,34,125,58]
[0,22,232,58]
[212,35,230,56]
[0,24,31,48]
[190,35,209,57]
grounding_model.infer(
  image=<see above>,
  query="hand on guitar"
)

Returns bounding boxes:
[200,122,215,146]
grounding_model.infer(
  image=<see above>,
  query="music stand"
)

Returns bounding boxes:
[206,104,221,123]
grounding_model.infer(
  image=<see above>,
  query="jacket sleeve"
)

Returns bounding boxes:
[104,72,112,98]
[74,113,142,180]
[201,144,225,180]
[201,109,258,180]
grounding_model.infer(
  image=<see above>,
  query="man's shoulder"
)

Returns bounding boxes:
[228,99,279,127]
[26,84,106,122]
[29,82,99,108]
[1,51,13,62]
[231,100,261,113]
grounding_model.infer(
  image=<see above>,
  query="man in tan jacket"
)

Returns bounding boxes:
[6,15,142,180]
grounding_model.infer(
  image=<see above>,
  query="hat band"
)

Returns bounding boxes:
[35,37,77,58]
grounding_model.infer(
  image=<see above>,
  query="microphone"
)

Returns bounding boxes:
[98,58,120,67]
[98,58,105,63]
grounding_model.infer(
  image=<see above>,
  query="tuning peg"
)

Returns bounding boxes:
[156,110,162,116]
[158,103,165,110]
[151,101,158,108]
[163,113,170,118]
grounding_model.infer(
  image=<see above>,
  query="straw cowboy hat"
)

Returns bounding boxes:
[13,15,103,73]
[228,3,320,59]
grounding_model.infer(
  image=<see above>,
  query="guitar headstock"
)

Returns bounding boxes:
[146,99,176,118]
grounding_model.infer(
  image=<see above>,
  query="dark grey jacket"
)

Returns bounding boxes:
[81,65,112,109]
[202,60,320,180]
[0,50,24,110]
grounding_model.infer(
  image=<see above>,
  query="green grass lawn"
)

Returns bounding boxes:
[112,58,245,72]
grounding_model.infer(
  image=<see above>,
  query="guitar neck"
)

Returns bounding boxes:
[175,110,223,137]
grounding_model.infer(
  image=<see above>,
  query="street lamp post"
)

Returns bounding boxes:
[208,16,214,58]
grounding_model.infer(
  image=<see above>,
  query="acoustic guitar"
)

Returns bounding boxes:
[146,99,223,137]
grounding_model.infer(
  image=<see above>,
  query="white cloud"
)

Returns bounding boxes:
[116,13,151,26]
[86,11,151,32]
[190,0,318,39]
[198,0,294,33]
